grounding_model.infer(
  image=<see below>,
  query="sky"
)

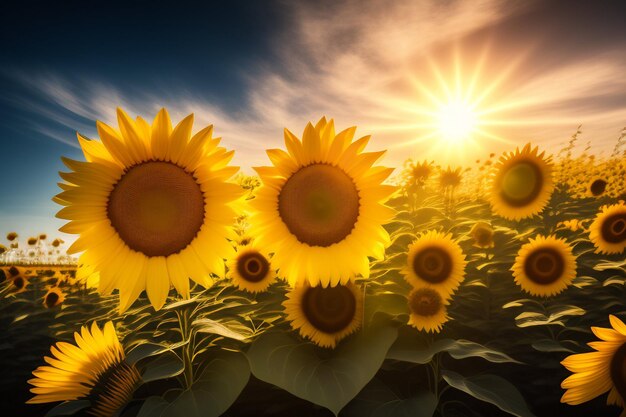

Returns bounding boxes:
[1,0,625,243]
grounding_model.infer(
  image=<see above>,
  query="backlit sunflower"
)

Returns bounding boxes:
[10,275,29,293]
[227,244,276,293]
[0,244,6,255]
[54,108,242,311]
[561,315,626,410]
[27,321,140,417]
[6,232,18,241]
[27,237,38,246]
[589,203,626,254]
[489,144,554,220]
[283,281,363,348]
[469,222,495,249]
[42,287,65,308]
[512,235,577,297]
[407,286,449,333]
[402,230,466,298]
[250,118,395,287]
[439,166,462,189]
[588,178,608,197]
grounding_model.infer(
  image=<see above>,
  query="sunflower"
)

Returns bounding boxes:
[439,166,462,189]
[561,315,626,409]
[588,178,608,197]
[42,287,65,308]
[54,108,242,311]
[6,232,18,241]
[469,222,495,249]
[407,286,449,333]
[227,244,276,293]
[589,203,626,254]
[489,143,554,220]
[250,117,395,287]
[512,235,577,297]
[0,244,6,255]
[402,230,466,298]
[27,321,140,417]
[52,239,64,248]
[27,237,38,246]
[39,234,47,240]
[283,281,363,348]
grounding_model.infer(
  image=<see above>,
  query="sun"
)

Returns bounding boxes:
[436,98,478,144]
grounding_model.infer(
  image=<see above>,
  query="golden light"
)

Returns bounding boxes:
[436,98,478,144]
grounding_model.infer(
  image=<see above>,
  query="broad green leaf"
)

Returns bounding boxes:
[531,339,575,353]
[45,400,91,416]
[247,325,398,415]
[141,351,184,383]
[442,370,534,417]
[192,318,252,341]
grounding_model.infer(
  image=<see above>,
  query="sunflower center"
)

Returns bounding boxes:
[45,292,60,308]
[236,251,270,283]
[87,361,141,417]
[302,285,357,334]
[590,179,607,196]
[8,266,19,277]
[499,162,542,207]
[413,247,453,283]
[107,161,205,257]
[474,229,493,246]
[278,164,360,247]
[523,248,565,285]
[13,276,24,290]
[408,288,442,317]
[602,213,626,244]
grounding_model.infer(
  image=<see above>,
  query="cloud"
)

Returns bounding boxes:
[7,0,626,168]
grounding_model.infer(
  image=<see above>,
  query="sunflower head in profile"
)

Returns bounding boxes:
[439,166,463,189]
[54,108,243,312]
[283,281,363,348]
[469,222,495,249]
[407,286,449,333]
[227,244,276,293]
[489,144,554,221]
[42,287,65,308]
[27,237,38,246]
[588,178,608,197]
[589,203,626,254]
[6,232,18,241]
[0,244,6,256]
[39,234,47,240]
[512,235,577,297]
[27,321,140,417]
[250,117,395,287]
[51,239,63,248]
[402,230,466,298]
[561,315,626,409]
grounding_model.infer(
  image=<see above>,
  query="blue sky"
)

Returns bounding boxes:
[1,0,625,243]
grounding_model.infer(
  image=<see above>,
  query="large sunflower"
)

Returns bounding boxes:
[402,230,466,298]
[407,286,449,333]
[589,203,626,254]
[227,244,276,293]
[489,143,554,220]
[283,281,363,348]
[561,315,626,410]
[512,235,577,297]
[27,321,140,417]
[250,118,395,287]
[54,108,242,311]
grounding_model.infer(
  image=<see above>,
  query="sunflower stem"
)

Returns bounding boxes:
[176,308,194,389]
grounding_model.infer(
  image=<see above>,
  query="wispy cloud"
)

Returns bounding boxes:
[7,0,626,167]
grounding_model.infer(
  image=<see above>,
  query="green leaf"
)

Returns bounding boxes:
[127,342,170,365]
[531,339,575,353]
[388,329,520,364]
[44,400,90,416]
[141,351,184,383]
[343,378,437,417]
[137,351,250,417]
[247,325,398,415]
[441,371,535,417]
[192,318,252,341]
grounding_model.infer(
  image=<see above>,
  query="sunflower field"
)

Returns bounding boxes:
[1,109,626,417]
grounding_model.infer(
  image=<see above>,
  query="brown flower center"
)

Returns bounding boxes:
[278,164,360,247]
[499,161,543,207]
[601,213,626,244]
[236,251,270,283]
[523,247,565,285]
[408,288,443,317]
[473,228,493,246]
[590,179,607,196]
[610,343,626,404]
[107,161,205,257]
[13,276,24,290]
[45,292,60,308]
[301,284,357,334]
[413,246,453,283]
[8,266,19,277]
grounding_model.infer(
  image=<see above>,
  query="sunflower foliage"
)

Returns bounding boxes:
[2,116,626,417]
